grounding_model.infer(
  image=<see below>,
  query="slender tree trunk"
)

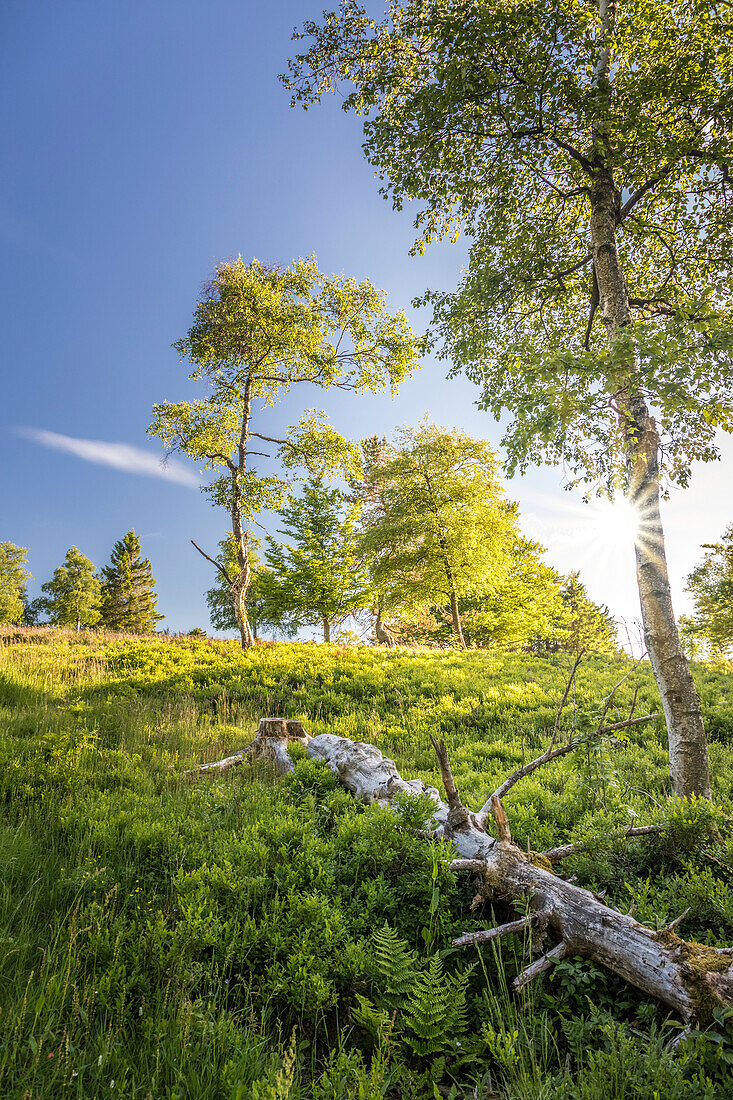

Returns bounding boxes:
[232,376,255,649]
[589,166,710,798]
[419,466,467,649]
[445,568,467,650]
[322,616,331,643]
[375,605,396,647]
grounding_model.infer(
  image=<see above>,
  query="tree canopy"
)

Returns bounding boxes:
[286,0,733,487]
[150,255,423,647]
[285,0,728,794]
[0,542,31,625]
[40,547,101,631]
[353,422,521,648]
[681,525,733,658]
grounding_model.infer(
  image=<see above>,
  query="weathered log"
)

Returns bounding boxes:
[199,721,733,1022]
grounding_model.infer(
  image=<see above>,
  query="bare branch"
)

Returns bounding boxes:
[191,539,234,586]
[664,908,692,933]
[478,713,660,827]
[249,431,291,447]
[584,267,599,350]
[429,735,472,830]
[196,746,252,776]
[453,912,542,948]
[451,859,488,874]
[551,649,586,748]
[491,794,512,843]
[543,823,665,862]
[514,942,569,990]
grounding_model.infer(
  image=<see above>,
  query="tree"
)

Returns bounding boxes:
[100,530,163,633]
[40,547,101,631]
[0,543,31,624]
[557,573,618,656]
[286,0,733,795]
[263,477,371,642]
[354,423,519,648]
[681,525,733,658]
[205,534,288,640]
[149,256,422,648]
[457,547,569,653]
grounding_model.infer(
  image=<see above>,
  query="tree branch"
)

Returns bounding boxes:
[191,540,234,586]
[452,912,542,948]
[477,712,660,827]
[618,170,671,222]
[543,823,665,862]
[514,942,569,990]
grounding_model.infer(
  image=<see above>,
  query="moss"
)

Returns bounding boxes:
[654,929,733,1023]
[527,850,555,873]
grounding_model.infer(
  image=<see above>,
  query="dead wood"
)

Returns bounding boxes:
[195,719,733,1022]
[477,712,660,826]
[196,718,310,777]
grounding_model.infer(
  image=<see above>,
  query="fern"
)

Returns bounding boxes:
[351,993,395,1050]
[370,923,418,1005]
[403,954,471,1056]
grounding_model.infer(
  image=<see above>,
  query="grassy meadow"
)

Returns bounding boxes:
[2,627,733,1098]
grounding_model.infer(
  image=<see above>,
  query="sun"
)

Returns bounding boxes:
[586,497,641,554]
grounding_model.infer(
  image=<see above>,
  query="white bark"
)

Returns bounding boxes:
[306,733,732,1020]
[198,724,733,1020]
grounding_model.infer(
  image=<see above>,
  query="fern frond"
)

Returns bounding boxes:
[370,922,418,1005]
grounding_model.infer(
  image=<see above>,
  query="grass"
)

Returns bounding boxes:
[1,626,733,1098]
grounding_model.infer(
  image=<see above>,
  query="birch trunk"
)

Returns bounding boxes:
[306,733,733,1018]
[588,3,710,797]
[231,375,255,649]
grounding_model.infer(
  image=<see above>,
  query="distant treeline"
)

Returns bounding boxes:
[0,530,161,634]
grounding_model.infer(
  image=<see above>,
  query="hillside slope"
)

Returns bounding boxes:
[1,629,732,1098]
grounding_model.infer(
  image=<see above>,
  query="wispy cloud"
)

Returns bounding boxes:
[16,428,201,488]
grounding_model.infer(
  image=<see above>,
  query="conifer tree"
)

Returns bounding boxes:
[264,477,371,642]
[556,572,618,656]
[681,525,733,658]
[100,530,163,633]
[41,547,101,631]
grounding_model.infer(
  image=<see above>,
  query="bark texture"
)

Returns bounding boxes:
[374,609,397,648]
[200,722,733,1022]
[588,156,710,798]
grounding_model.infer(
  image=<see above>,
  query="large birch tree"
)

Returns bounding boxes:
[285,0,733,796]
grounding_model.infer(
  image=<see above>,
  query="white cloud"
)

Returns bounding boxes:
[17,428,201,488]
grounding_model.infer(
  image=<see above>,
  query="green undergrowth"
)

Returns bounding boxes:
[1,628,733,1098]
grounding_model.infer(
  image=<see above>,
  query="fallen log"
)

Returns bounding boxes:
[198,718,733,1022]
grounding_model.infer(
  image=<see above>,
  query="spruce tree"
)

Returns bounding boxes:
[264,478,371,642]
[100,530,163,633]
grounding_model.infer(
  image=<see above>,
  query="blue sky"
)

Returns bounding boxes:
[2,0,730,636]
